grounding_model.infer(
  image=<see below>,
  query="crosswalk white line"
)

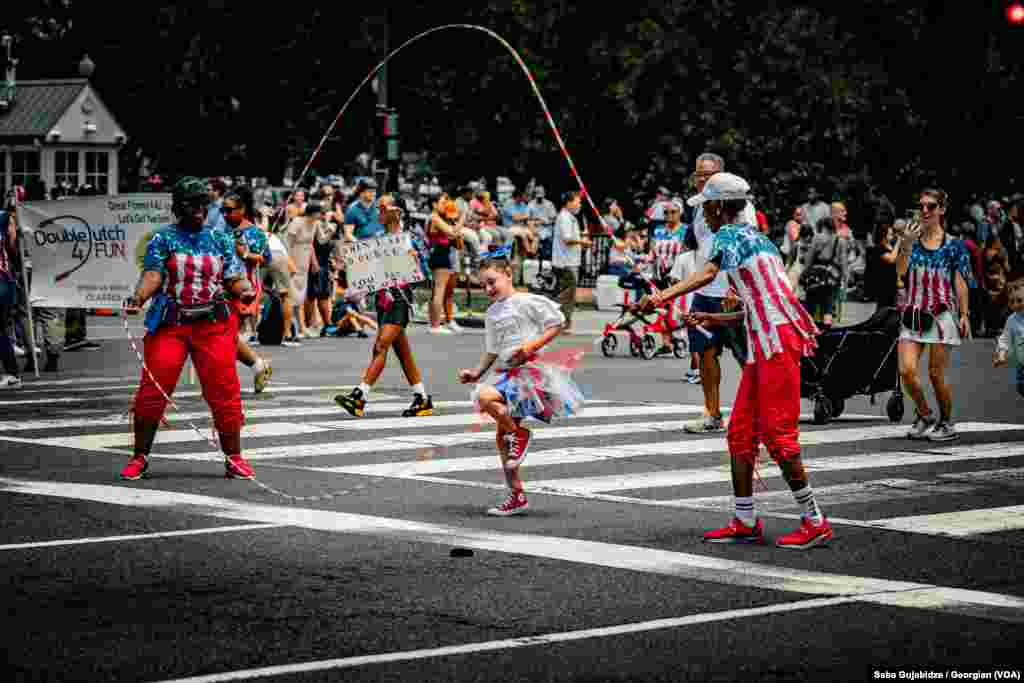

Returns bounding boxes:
[310,423,1024,478]
[861,506,1024,537]
[532,435,1024,494]
[2,477,1022,624]
[31,422,335,450]
[0,385,369,406]
[674,478,980,512]
[939,467,1024,485]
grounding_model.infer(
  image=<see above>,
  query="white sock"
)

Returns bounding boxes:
[357,382,371,397]
[251,358,265,375]
[734,496,756,527]
[411,383,426,397]
[792,485,823,524]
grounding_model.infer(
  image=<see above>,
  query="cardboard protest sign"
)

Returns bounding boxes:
[19,194,172,308]
[336,232,423,293]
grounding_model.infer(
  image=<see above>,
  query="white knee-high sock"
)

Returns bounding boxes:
[735,496,756,526]
[792,485,823,524]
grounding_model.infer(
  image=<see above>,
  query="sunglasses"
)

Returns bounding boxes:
[919,201,941,211]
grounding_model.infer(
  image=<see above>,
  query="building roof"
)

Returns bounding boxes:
[0,79,90,137]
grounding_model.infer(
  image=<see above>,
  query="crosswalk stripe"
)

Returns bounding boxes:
[0,385,368,406]
[310,423,1024,478]
[31,422,333,449]
[673,478,980,512]
[860,506,1024,537]
[532,435,1024,493]
[939,467,1024,485]
[2,476,1022,624]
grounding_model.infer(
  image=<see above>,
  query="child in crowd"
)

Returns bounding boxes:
[329,281,377,338]
[458,247,584,516]
[994,274,1024,398]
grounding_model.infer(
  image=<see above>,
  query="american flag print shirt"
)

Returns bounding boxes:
[709,223,819,363]
[142,225,244,306]
[903,237,974,315]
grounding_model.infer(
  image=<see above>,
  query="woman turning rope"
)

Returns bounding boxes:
[120,177,258,481]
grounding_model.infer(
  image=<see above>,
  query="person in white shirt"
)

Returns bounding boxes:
[994,276,1024,399]
[458,249,584,516]
[550,190,591,332]
[684,152,753,433]
[671,247,701,384]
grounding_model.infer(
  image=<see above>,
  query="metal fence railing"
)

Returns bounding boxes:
[578,234,612,288]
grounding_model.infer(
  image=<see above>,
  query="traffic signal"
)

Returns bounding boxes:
[381,109,400,161]
[1009,2,1024,25]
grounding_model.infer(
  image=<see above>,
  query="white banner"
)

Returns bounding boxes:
[336,232,424,293]
[19,194,172,308]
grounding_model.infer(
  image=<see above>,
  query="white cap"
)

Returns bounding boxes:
[686,172,752,207]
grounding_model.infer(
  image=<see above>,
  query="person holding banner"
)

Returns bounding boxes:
[335,205,434,419]
[0,196,22,388]
[222,186,273,394]
[120,177,258,482]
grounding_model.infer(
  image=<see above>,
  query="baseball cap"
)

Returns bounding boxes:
[686,172,751,207]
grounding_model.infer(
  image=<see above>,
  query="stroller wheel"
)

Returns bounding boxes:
[812,395,832,425]
[672,337,689,359]
[830,397,846,419]
[601,335,618,358]
[886,392,905,423]
[640,334,658,360]
[629,339,642,357]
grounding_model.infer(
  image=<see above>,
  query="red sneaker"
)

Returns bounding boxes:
[776,516,833,550]
[504,427,532,470]
[487,491,529,517]
[703,517,765,544]
[225,454,256,480]
[119,454,148,481]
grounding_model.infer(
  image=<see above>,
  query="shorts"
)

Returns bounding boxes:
[376,287,412,329]
[429,245,452,271]
[307,267,333,300]
[688,293,748,362]
[267,264,291,295]
[899,309,962,346]
[804,287,835,322]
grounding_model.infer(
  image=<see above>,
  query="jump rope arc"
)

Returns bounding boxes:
[122,24,608,502]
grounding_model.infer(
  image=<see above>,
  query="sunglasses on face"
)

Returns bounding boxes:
[919,201,941,211]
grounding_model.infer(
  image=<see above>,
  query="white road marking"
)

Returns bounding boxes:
[154,596,860,682]
[0,385,371,406]
[0,477,1021,624]
[939,467,1024,485]
[310,424,1024,479]
[0,523,285,551]
[676,478,979,512]
[529,431,1024,493]
[34,422,333,450]
[859,506,1024,537]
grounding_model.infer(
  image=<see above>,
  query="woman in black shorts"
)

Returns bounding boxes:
[427,192,462,334]
[334,206,433,418]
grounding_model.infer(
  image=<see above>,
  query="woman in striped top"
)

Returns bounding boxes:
[895,188,973,442]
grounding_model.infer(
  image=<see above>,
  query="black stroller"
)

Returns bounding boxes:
[800,307,905,424]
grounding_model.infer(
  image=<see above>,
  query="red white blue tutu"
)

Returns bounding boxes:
[473,360,584,424]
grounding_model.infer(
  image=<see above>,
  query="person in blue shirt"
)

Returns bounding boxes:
[502,189,538,257]
[343,179,383,241]
[205,177,228,232]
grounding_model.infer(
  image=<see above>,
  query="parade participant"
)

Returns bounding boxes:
[458,247,584,516]
[335,205,434,419]
[642,173,830,548]
[682,153,752,433]
[119,177,257,481]
[222,186,273,393]
[994,274,1024,399]
[895,188,974,442]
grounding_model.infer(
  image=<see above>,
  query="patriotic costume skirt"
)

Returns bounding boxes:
[899,309,961,346]
[473,361,585,424]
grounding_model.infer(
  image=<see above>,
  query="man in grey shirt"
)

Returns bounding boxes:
[551,190,591,331]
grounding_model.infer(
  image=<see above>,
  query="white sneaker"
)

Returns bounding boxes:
[304,327,320,339]
[13,344,25,357]
[429,326,454,335]
[447,320,463,333]
[0,375,23,389]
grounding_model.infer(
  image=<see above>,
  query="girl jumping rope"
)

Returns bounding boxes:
[458,247,584,516]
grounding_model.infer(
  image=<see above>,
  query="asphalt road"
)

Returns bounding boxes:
[1,311,1022,682]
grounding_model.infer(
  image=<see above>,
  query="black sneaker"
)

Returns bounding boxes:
[402,393,434,417]
[335,388,366,417]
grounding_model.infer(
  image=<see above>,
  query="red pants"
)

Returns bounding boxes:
[134,315,244,434]
[726,323,802,465]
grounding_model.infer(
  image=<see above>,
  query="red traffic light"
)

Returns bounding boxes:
[1009,2,1024,24]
